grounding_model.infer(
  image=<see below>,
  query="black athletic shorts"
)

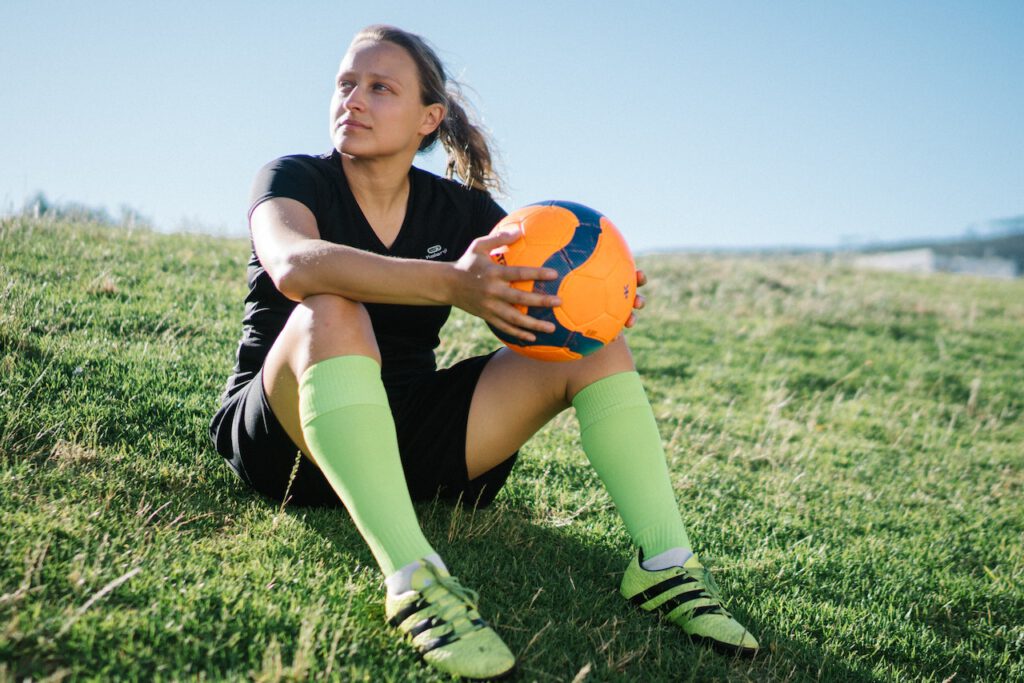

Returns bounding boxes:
[209,352,517,508]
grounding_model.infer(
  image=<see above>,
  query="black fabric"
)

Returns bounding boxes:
[211,151,515,507]
[220,150,508,399]
[209,353,518,509]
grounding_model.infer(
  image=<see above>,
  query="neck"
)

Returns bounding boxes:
[341,153,414,213]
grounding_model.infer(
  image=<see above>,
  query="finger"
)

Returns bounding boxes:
[636,270,648,287]
[633,293,646,310]
[624,312,637,329]
[491,310,555,341]
[499,302,557,334]
[490,316,536,342]
[503,287,561,309]
[502,266,559,282]
[475,228,522,253]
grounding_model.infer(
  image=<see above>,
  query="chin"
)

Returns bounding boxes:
[333,137,367,158]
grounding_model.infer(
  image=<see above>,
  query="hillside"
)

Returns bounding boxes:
[1,217,1022,682]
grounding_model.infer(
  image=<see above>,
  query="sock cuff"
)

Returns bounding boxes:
[636,521,692,559]
[572,371,650,430]
[298,355,389,425]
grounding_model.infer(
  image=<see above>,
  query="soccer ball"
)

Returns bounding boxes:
[488,200,637,362]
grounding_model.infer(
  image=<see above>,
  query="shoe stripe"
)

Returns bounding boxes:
[407,616,439,638]
[419,631,458,653]
[388,598,428,627]
[409,615,490,654]
[628,574,696,606]
[652,588,711,616]
[690,604,727,618]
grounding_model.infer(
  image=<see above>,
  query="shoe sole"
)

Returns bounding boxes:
[624,597,760,659]
[408,645,517,681]
[690,633,759,659]
[423,656,516,682]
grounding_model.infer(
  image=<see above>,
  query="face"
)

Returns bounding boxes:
[329,39,444,161]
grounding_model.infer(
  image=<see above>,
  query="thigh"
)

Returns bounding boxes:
[390,352,514,507]
[262,294,381,460]
[465,335,636,479]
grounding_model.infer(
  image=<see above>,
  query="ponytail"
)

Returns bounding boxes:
[434,87,501,193]
[352,25,503,193]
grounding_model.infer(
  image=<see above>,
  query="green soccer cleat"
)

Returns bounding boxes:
[385,560,516,680]
[620,550,759,657]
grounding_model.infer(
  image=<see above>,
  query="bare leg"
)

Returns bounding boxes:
[465,336,636,478]
[263,303,517,676]
[259,293,435,576]
[467,335,689,554]
[261,293,380,461]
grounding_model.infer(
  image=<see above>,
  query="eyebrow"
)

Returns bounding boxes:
[337,71,403,85]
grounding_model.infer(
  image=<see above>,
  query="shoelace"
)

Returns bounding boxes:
[420,564,482,636]
[681,564,730,618]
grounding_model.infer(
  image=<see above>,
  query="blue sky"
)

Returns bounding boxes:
[1,1,1021,251]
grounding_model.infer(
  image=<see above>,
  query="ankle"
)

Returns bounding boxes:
[385,553,447,595]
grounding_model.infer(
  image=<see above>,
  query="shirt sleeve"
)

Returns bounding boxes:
[247,156,320,221]
[473,190,508,238]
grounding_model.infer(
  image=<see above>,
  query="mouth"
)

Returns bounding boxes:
[338,118,369,130]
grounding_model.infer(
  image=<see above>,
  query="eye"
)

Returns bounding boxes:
[372,82,392,93]
[336,80,354,92]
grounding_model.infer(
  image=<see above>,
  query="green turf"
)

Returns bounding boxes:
[2,216,1022,681]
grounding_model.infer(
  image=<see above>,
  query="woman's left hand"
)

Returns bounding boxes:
[623,269,647,329]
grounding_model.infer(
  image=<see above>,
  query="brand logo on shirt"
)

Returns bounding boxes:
[425,244,447,260]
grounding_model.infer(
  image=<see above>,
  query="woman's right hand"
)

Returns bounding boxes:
[451,230,561,342]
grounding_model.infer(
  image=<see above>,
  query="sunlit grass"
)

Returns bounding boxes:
[2,217,1022,681]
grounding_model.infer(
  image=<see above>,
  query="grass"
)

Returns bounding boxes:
[1,216,1022,682]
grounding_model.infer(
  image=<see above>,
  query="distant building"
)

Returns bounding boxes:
[853,248,1018,279]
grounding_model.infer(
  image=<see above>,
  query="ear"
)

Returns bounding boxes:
[419,103,445,137]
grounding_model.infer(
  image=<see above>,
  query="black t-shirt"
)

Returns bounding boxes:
[219,150,507,401]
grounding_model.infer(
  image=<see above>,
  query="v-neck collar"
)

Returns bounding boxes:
[335,151,416,255]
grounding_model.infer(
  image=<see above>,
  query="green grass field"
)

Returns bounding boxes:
[2,216,1022,682]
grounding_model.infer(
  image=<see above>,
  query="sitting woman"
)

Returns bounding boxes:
[210,24,758,680]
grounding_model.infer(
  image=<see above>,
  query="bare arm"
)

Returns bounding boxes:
[250,197,561,341]
[251,197,451,305]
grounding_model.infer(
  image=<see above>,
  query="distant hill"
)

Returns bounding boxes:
[857,230,1024,273]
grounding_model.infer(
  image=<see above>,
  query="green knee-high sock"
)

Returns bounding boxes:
[299,355,435,576]
[572,371,691,556]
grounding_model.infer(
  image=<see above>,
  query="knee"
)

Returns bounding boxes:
[299,293,368,326]
[565,335,636,401]
[286,294,380,365]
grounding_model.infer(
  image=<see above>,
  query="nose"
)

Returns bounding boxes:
[343,85,366,111]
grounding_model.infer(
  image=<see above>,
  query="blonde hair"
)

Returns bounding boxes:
[351,25,502,192]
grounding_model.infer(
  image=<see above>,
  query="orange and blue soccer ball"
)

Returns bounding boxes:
[488,200,637,362]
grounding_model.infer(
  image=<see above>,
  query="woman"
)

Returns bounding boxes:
[210,25,758,680]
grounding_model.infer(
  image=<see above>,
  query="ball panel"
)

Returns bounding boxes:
[519,205,580,247]
[552,215,635,342]
[490,205,583,315]
[556,273,609,333]
[604,257,638,322]
[504,343,583,362]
